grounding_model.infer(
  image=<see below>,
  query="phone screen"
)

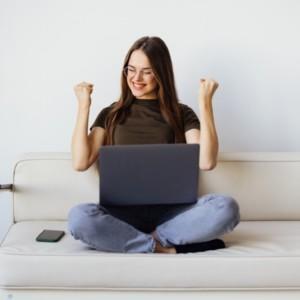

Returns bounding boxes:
[36,230,65,242]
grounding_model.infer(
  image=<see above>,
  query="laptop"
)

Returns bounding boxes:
[98,143,199,206]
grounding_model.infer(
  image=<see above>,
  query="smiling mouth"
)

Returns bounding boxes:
[132,82,146,89]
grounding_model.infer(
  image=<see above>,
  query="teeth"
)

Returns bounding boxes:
[133,83,145,88]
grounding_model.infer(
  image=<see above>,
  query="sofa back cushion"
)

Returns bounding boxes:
[199,153,300,220]
[12,152,300,222]
[13,153,99,222]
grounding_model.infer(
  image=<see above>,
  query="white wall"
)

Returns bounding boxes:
[1,0,300,238]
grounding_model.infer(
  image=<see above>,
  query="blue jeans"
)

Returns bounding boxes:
[68,194,240,253]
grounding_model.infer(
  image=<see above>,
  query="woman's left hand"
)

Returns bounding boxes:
[199,78,219,104]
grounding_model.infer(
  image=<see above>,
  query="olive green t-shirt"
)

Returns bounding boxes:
[90,98,200,144]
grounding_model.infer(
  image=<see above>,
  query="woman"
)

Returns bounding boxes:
[68,36,240,254]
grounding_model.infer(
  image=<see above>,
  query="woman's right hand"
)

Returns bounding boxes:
[74,81,94,109]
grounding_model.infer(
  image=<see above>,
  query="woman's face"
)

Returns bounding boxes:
[125,49,158,99]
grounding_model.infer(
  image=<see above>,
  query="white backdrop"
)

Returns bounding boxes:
[1,0,300,238]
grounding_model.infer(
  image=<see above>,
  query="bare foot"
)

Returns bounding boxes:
[154,241,176,254]
[151,231,176,254]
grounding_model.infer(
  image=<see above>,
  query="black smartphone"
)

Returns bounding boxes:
[36,229,65,242]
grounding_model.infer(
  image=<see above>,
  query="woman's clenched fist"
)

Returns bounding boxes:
[74,81,94,109]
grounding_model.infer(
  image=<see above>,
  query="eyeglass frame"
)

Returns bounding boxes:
[123,65,155,80]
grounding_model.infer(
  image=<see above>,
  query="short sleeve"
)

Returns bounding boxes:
[89,106,111,131]
[180,104,200,132]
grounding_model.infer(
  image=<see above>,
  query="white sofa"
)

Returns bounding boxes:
[1,152,300,300]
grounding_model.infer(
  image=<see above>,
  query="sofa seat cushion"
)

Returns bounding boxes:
[1,221,300,290]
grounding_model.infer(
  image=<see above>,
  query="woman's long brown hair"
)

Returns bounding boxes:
[104,36,186,145]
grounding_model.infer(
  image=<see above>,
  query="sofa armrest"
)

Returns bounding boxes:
[0,184,13,245]
[0,184,13,192]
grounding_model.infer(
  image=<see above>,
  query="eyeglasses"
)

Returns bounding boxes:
[123,66,154,80]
